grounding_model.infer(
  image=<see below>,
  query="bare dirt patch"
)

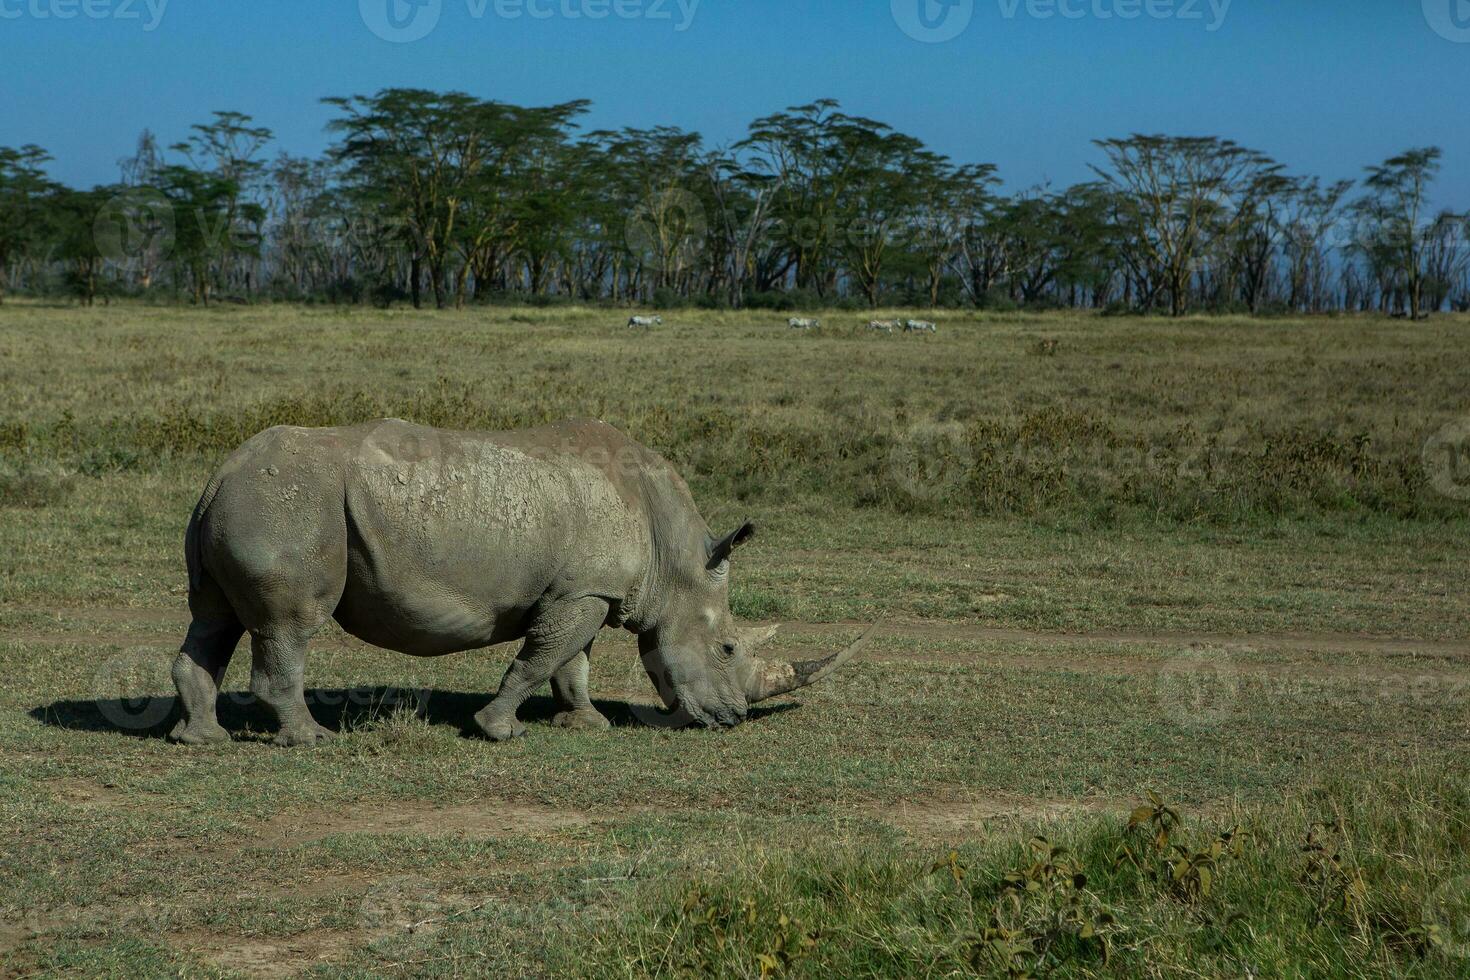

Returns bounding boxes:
[41,776,134,808]
[255,799,594,848]
[169,928,360,979]
[168,877,492,976]
[873,794,1123,841]
[871,792,1239,842]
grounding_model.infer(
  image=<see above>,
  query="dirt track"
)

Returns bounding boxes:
[10,605,1470,652]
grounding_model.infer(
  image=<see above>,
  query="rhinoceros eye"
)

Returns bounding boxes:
[719,642,737,659]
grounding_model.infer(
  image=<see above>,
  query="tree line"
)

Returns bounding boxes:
[0,91,1465,316]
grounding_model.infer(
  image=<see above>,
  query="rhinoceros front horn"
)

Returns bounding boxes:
[746,625,877,704]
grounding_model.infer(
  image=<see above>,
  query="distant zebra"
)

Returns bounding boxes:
[627,315,663,329]
[904,319,937,334]
[868,319,899,334]
[788,317,821,330]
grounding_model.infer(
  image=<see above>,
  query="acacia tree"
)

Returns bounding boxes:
[1092,135,1282,316]
[173,112,273,296]
[267,153,339,298]
[154,164,241,305]
[1280,177,1352,313]
[1360,147,1442,319]
[910,162,986,307]
[992,190,1081,305]
[328,90,487,308]
[0,145,53,304]
[701,149,782,309]
[593,126,706,299]
[115,130,170,290]
[943,165,1007,307]
[1052,183,1125,308]
[5,86,1465,313]
[837,132,932,308]
[48,185,120,305]
[740,101,890,296]
[452,100,587,303]
[1422,210,1470,314]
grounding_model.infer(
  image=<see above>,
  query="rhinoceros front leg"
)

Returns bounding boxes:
[550,649,612,732]
[475,596,609,742]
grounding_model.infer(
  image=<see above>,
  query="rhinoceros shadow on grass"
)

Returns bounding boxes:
[29,688,799,742]
[32,418,862,748]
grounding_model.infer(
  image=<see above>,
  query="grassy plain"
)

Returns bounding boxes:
[1,302,1468,977]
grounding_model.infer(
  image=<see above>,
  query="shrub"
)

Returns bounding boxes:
[0,463,75,509]
[565,773,1470,978]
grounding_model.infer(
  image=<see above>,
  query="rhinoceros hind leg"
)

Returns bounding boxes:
[168,617,243,745]
[249,631,335,747]
[476,597,609,742]
[550,650,611,731]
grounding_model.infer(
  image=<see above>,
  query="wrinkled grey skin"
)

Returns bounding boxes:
[168,419,865,747]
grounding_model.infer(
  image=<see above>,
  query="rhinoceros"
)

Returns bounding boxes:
[168,418,868,746]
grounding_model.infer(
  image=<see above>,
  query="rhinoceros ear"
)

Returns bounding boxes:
[708,519,756,569]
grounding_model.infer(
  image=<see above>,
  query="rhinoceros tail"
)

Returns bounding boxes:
[185,474,225,595]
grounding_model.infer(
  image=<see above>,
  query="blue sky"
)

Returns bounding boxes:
[2,0,1467,207]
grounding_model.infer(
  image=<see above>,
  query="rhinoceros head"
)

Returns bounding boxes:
[637,519,871,729]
